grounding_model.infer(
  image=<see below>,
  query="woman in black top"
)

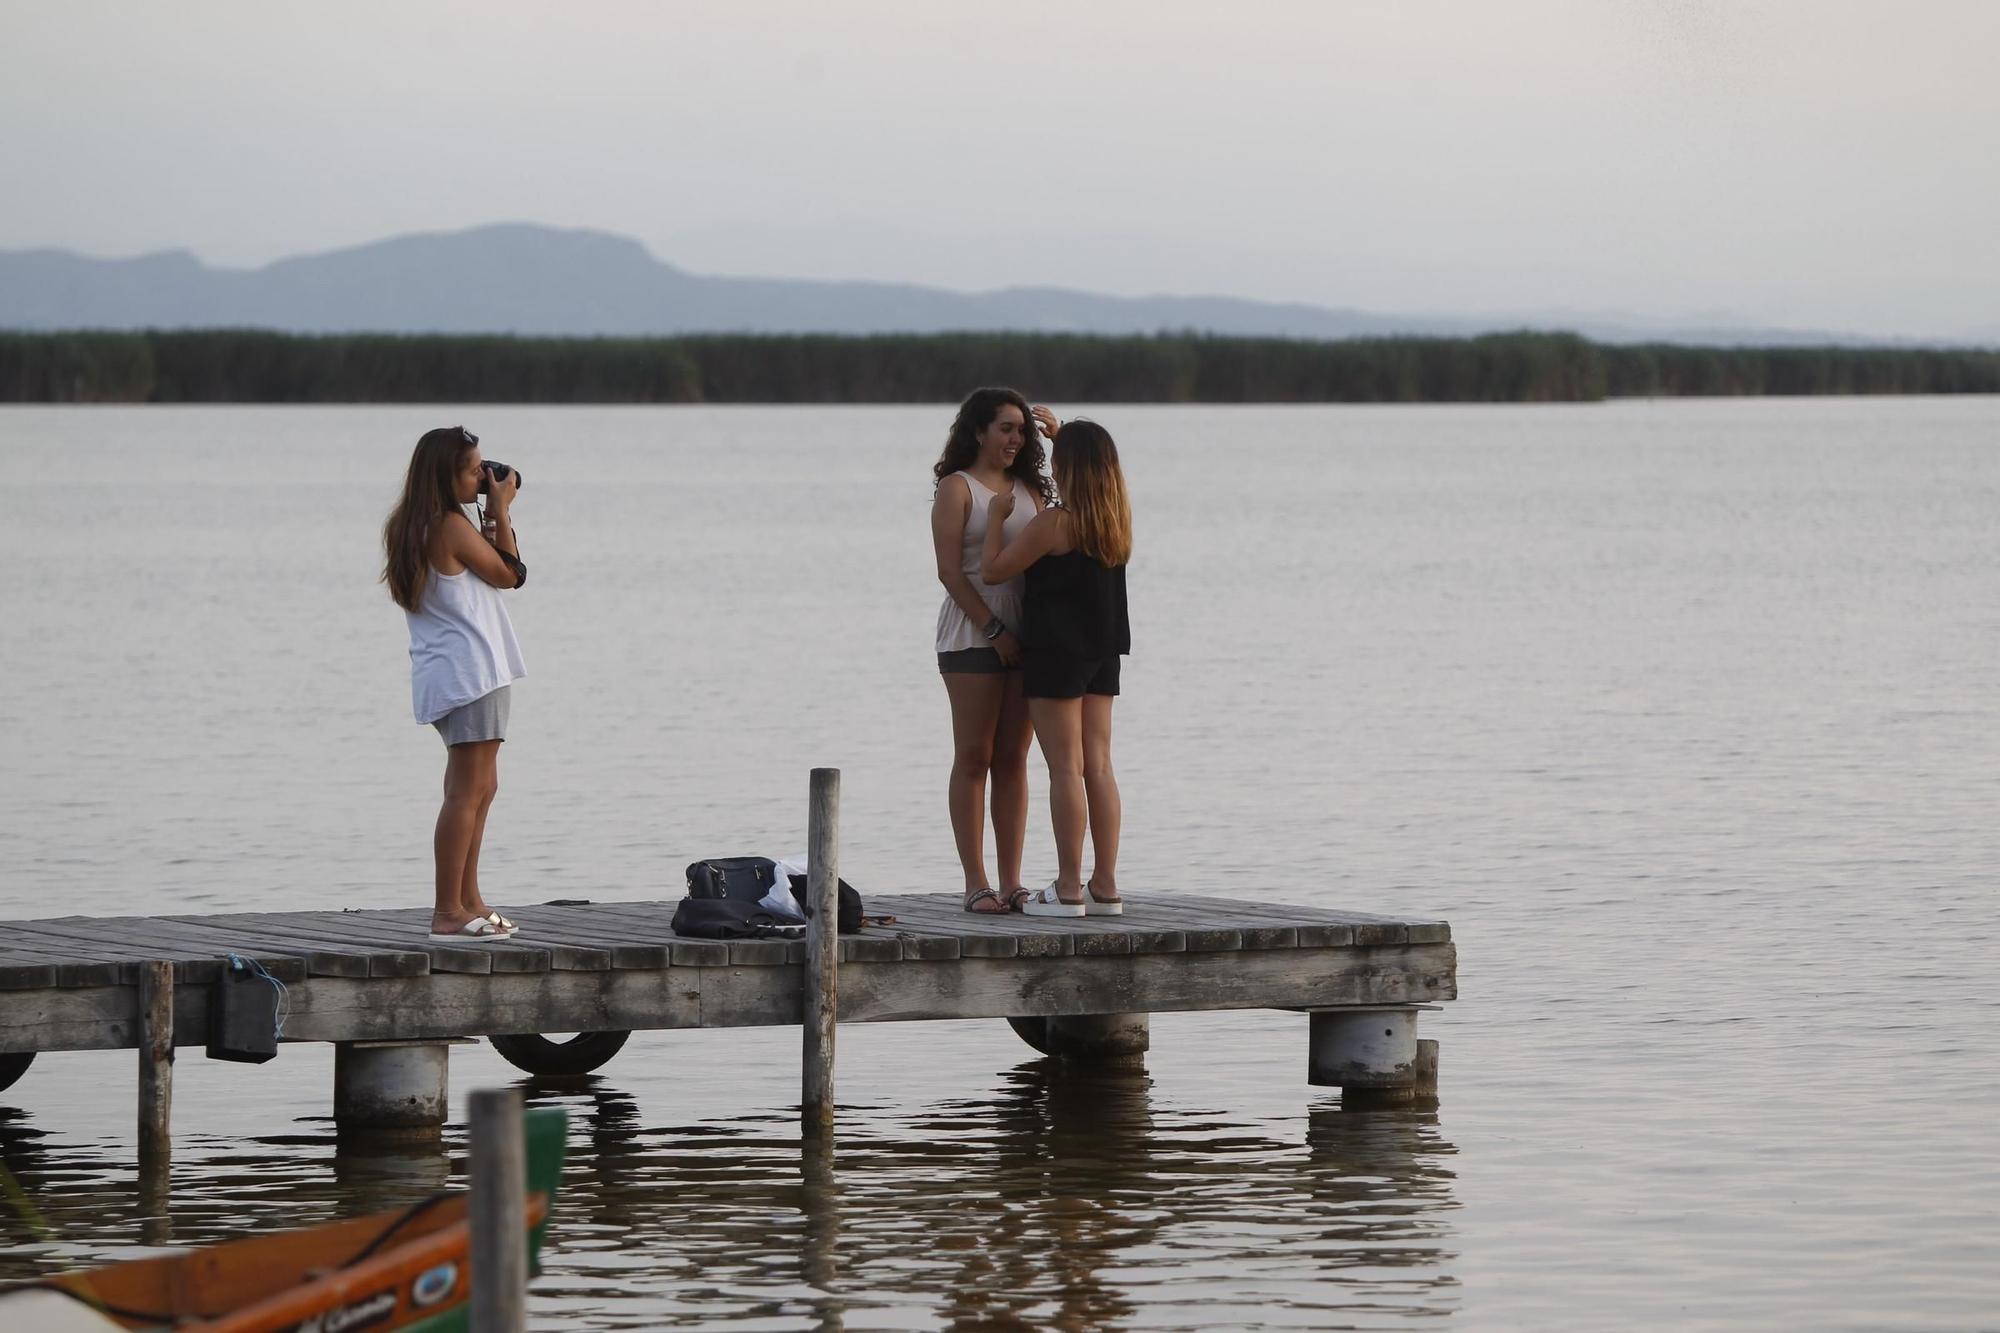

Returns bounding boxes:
[981,420,1132,917]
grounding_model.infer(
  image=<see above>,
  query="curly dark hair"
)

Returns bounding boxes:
[932,387,1058,506]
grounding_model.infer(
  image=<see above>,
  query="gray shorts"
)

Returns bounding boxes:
[433,685,511,747]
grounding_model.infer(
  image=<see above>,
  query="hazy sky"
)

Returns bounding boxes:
[3,0,1994,337]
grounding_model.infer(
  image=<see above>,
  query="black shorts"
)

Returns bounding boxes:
[1023,653,1120,700]
[937,647,1014,675]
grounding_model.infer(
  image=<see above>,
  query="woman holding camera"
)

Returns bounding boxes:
[981,419,1132,916]
[931,388,1060,913]
[383,426,528,942]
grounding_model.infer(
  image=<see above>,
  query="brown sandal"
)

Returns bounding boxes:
[1002,887,1035,913]
[963,887,1008,915]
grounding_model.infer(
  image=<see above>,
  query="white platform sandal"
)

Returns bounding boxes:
[427,916,515,943]
[1021,884,1086,918]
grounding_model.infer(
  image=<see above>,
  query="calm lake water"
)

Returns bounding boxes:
[1,400,1996,1330]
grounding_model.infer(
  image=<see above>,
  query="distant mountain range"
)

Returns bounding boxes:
[0,222,1915,346]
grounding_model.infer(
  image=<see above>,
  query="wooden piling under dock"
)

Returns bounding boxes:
[136,959,172,1167]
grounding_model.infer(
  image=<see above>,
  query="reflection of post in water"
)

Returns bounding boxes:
[936,1058,1157,1330]
[1302,1101,1460,1287]
[514,1076,853,1331]
[137,1156,173,1248]
[331,1128,452,1213]
[520,1076,644,1240]
[1,1106,182,1263]
[800,1138,844,1332]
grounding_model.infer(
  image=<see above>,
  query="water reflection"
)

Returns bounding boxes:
[0,1107,58,1256]
[1300,1105,1460,1310]
[0,1065,1459,1328]
[518,1061,1460,1328]
[0,1114,415,1275]
[329,1130,453,1205]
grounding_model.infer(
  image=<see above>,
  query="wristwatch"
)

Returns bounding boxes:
[983,616,1006,641]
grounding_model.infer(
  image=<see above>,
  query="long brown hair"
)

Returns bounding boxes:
[1051,420,1131,567]
[932,387,1057,506]
[382,426,474,612]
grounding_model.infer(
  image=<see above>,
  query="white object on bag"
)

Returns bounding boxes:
[758,852,810,919]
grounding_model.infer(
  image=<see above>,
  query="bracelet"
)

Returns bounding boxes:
[982,616,1005,641]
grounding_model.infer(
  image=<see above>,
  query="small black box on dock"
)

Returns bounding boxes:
[207,958,281,1064]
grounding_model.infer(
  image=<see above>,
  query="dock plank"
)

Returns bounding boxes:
[538,902,760,966]
[876,899,1077,958]
[542,903,717,951]
[326,908,614,972]
[727,938,805,966]
[287,915,500,975]
[146,923,372,979]
[870,917,1015,958]
[284,912,543,975]
[0,934,137,987]
[1228,904,1407,946]
[895,897,1189,955]
[558,901,823,965]
[0,923,243,986]
[837,934,903,963]
[0,958,59,990]
[164,914,433,978]
[483,913,669,969]
[862,925,961,961]
[199,910,436,975]
[1119,899,1290,949]
[1142,897,1355,946]
[550,901,679,931]
[57,916,324,980]
[1150,897,1368,947]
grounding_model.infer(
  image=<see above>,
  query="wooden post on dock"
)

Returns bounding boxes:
[137,960,173,1169]
[802,767,840,1138]
[469,1087,528,1333]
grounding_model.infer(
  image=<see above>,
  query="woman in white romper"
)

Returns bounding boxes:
[382,426,528,943]
[930,388,1060,912]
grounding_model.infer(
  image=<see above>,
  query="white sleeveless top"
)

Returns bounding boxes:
[935,471,1036,653]
[406,565,526,724]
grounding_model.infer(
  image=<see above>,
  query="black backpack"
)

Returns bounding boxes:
[786,873,863,935]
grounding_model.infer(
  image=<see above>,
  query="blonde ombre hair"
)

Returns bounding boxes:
[1051,420,1131,567]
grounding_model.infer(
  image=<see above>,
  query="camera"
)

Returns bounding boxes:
[478,461,524,493]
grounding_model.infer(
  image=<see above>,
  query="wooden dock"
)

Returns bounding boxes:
[0,891,1456,1137]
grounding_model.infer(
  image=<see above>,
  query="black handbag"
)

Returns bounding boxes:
[670,897,805,941]
[685,856,779,902]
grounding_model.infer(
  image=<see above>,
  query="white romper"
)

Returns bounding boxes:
[935,471,1036,653]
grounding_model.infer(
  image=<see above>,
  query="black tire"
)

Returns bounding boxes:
[0,1052,33,1095]
[488,1031,631,1077]
[1007,1017,1053,1055]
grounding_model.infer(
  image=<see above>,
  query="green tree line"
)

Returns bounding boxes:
[2,329,1995,404]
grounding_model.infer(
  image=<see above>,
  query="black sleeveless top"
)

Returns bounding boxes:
[1024,550,1130,661]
